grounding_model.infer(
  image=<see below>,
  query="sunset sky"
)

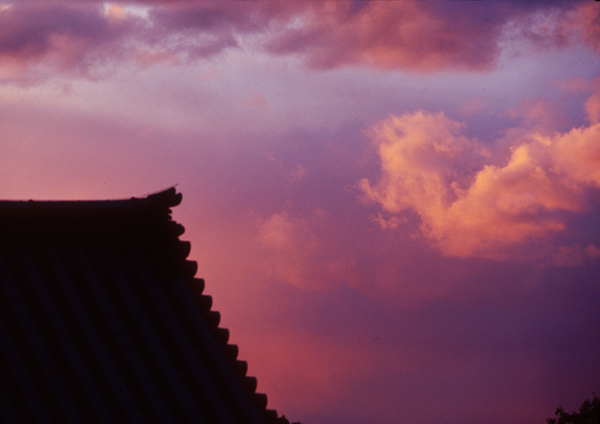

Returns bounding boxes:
[1,1,600,423]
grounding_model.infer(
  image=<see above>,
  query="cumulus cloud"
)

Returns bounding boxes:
[550,124,600,187]
[360,100,600,260]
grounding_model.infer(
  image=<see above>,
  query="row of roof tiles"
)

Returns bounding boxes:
[0,188,292,423]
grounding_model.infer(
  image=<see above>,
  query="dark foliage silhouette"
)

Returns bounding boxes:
[547,394,600,424]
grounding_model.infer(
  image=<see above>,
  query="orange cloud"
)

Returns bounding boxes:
[361,103,600,260]
[550,124,600,187]
[104,4,127,21]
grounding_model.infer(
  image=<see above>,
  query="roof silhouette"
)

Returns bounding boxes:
[0,188,289,423]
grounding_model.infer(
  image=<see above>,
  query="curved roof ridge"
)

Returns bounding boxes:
[0,187,182,209]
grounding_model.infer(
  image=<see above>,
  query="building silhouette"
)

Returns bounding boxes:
[0,188,289,423]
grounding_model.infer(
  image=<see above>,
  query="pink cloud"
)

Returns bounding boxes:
[584,93,600,124]
[573,2,600,50]
[0,4,139,80]
[552,243,600,267]
[263,1,505,72]
[460,96,493,117]
[247,92,268,109]
[503,1,600,57]
[257,209,357,290]
[360,99,600,260]
[0,2,257,81]
[552,76,593,93]
[505,96,569,131]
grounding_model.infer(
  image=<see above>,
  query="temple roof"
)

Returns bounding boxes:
[0,188,288,423]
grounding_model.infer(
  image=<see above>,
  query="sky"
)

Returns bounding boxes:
[1,1,599,423]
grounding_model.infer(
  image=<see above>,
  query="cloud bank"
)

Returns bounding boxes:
[0,0,597,82]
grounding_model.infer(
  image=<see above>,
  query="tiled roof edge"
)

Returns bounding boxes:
[182,276,289,424]
[0,187,182,210]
